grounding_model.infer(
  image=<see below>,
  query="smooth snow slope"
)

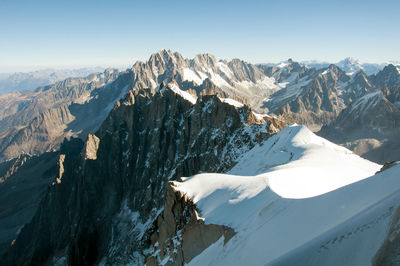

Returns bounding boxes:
[172,124,392,266]
[232,124,378,198]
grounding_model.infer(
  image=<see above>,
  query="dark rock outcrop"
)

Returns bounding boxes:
[1,84,287,265]
[375,161,399,174]
[319,91,400,163]
[0,69,121,162]
[265,64,353,131]
[83,134,100,161]
[0,68,120,134]
[371,64,400,88]
[146,182,235,265]
[1,50,398,165]
[0,152,60,258]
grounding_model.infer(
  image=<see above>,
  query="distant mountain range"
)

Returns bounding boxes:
[0,50,399,164]
[266,57,400,76]
[1,58,399,96]
[0,50,399,265]
[0,67,105,95]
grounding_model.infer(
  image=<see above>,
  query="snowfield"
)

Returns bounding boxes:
[218,97,244,108]
[161,83,197,104]
[171,124,400,265]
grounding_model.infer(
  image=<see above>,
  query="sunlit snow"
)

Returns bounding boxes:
[218,97,244,108]
[172,124,391,266]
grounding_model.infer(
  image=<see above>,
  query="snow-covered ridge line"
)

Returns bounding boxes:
[218,97,244,108]
[251,111,271,120]
[185,164,400,266]
[160,83,197,104]
[350,91,383,112]
[170,124,395,266]
[176,124,379,200]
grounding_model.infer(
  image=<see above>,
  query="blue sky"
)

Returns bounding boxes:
[0,0,399,72]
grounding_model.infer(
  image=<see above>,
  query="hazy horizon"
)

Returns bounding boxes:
[1,52,399,74]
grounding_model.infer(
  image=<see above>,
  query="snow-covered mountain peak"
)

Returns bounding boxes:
[192,53,217,67]
[276,60,290,68]
[272,59,303,73]
[227,124,379,198]
[149,49,184,66]
[383,64,400,77]
[299,58,390,75]
[168,126,399,266]
[154,49,181,62]
[341,57,359,64]
[371,64,400,88]
[175,124,379,205]
[334,57,364,76]
[178,162,400,266]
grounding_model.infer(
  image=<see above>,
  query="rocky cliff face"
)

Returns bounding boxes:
[0,69,128,162]
[0,50,287,163]
[1,83,287,265]
[319,90,400,163]
[128,50,283,110]
[1,50,398,164]
[262,63,397,133]
[370,64,400,88]
[0,68,120,133]
[263,64,373,131]
[0,105,75,161]
[145,181,235,265]
[1,51,399,264]
[316,64,400,163]
[0,152,61,258]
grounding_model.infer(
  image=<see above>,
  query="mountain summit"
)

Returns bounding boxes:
[146,125,400,265]
[0,50,399,164]
[0,50,399,265]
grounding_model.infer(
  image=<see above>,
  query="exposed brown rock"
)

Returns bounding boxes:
[0,154,30,183]
[376,161,399,174]
[83,134,100,160]
[146,182,236,265]
[55,154,66,184]
[1,77,288,266]
[319,90,400,163]
[181,223,235,263]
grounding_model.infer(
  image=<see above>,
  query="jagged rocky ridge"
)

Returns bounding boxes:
[0,68,120,132]
[0,68,125,161]
[149,126,400,266]
[0,50,399,264]
[0,50,399,163]
[1,83,287,265]
[286,57,400,76]
[146,180,235,265]
[0,49,282,162]
[319,66,400,163]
